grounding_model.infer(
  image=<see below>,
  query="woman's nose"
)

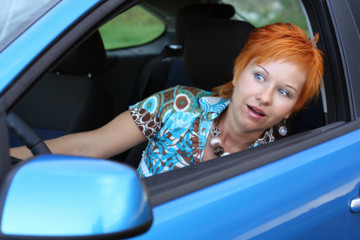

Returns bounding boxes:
[256,87,272,105]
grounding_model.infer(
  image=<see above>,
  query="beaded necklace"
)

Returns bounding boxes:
[210,109,281,156]
[210,112,230,157]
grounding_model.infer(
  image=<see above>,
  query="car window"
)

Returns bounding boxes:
[222,0,308,32]
[99,6,165,50]
[0,0,60,52]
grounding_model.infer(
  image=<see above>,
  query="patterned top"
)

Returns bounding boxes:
[129,85,275,178]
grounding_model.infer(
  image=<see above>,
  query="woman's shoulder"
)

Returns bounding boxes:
[169,85,212,110]
[130,85,211,120]
[140,85,211,109]
[167,85,212,99]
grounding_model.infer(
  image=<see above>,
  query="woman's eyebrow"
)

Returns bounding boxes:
[286,84,297,92]
[258,65,269,75]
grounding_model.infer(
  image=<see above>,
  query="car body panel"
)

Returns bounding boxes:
[135,128,360,239]
[0,0,99,93]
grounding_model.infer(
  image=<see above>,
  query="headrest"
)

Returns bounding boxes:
[54,31,108,76]
[176,4,235,46]
[184,19,254,91]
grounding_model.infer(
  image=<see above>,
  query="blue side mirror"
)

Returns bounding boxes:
[0,155,152,239]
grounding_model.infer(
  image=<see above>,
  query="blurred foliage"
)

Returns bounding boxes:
[99,6,165,50]
[223,0,308,32]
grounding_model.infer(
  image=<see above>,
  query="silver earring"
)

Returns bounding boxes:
[254,127,275,146]
[278,119,287,136]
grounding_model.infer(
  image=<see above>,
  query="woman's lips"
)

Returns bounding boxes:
[247,105,266,119]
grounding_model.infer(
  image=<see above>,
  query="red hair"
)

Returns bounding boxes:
[213,23,324,114]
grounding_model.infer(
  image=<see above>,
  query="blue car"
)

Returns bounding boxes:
[1,0,360,239]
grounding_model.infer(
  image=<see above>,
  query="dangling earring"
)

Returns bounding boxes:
[278,119,287,136]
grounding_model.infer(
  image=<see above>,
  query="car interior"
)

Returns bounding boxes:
[8,0,327,200]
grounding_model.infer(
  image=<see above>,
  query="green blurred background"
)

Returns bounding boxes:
[99,6,165,49]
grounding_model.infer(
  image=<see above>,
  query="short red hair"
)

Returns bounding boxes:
[213,23,324,114]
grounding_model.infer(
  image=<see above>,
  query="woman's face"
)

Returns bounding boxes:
[229,59,306,134]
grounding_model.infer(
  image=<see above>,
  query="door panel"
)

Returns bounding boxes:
[135,129,360,239]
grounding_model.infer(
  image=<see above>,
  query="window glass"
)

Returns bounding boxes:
[99,6,165,50]
[222,0,308,31]
[0,0,60,52]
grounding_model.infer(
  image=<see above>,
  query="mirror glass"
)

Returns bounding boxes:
[0,155,152,238]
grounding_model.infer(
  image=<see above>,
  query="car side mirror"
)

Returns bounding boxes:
[0,155,152,239]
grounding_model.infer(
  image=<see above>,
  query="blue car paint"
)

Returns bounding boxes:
[135,129,360,239]
[1,155,152,236]
[0,0,99,93]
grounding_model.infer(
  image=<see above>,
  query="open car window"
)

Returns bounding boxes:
[9,0,329,182]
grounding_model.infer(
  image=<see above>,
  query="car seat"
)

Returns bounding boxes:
[10,31,115,146]
[132,3,236,103]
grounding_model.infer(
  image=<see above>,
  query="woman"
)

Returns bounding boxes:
[11,23,324,178]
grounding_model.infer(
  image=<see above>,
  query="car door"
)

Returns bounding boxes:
[133,0,360,239]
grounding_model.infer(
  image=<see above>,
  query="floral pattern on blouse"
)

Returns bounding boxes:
[129,85,229,177]
[129,85,277,178]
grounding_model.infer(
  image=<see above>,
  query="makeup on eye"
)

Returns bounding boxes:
[254,73,265,81]
[279,84,298,98]
[253,71,293,97]
[253,65,269,81]
[278,88,290,97]
[253,65,298,98]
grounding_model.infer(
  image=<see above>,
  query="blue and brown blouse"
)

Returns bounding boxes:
[129,85,274,177]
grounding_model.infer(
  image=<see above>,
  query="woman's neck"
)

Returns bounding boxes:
[218,107,263,152]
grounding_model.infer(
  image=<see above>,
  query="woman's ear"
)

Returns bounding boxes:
[284,112,292,119]
[232,77,238,86]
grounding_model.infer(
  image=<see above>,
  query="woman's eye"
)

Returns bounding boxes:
[278,89,289,97]
[255,73,265,82]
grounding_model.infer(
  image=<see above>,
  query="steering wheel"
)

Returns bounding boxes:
[7,112,51,156]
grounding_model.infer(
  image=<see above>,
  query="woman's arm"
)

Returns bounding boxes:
[10,110,147,160]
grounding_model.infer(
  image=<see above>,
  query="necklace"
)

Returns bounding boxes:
[210,114,230,157]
